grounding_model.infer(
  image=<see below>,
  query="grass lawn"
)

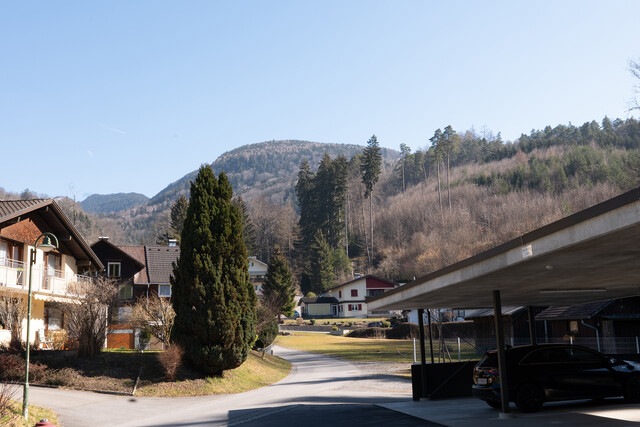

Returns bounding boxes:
[13,348,290,397]
[136,351,291,397]
[2,400,59,427]
[276,332,480,363]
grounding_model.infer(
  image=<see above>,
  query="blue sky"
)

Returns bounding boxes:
[1,1,639,200]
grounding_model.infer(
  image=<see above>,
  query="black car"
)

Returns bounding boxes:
[472,344,640,412]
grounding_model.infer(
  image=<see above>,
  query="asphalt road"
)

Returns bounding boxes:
[22,346,430,426]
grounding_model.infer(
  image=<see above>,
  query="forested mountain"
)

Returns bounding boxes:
[148,140,399,207]
[81,192,149,214]
[3,122,638,290]
[77,140,399,245]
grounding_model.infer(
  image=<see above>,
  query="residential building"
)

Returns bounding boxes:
[0,199,103,347]
[299,296,338,317]
[90,238,180,349]
[248,256,268,294]
[326,275,399,318]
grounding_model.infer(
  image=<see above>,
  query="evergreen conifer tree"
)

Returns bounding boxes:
[171,165,256,375]
[261,248,295,317]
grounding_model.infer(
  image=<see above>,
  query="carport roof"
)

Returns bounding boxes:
[367,187,640,311]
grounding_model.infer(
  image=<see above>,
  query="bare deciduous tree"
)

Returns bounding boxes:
[630,58,640,111]
[0,296,26,347]
[129,293,175,347]
[63,277,118,357]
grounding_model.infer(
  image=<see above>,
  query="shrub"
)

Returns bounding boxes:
[158,344,184,381]
[0,353,47,382]
[331,326,338,331]
[309,319,316,325]
[382,321,391,328]
[254,321,278,350]
[0,382,18,424]
[0,353,23,381]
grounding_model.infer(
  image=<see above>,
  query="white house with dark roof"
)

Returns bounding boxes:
[248,256,268,294]
[326,275,400,318]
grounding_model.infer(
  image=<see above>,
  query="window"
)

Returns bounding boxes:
[108,262,121,278]
[119,284,133,300]
[338,291,342,298]
[351,289,358,297]
[158,285,171,297]
[46,253,62,277]
[0,239,22,267]
[367,289,384,297]
[348,304,362,311]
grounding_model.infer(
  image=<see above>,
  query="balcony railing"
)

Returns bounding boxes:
[0,258,91,297]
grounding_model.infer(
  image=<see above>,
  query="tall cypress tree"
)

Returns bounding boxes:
[171,165,256,375]
[261,248,295,317]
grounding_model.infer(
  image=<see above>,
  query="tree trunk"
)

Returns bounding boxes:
[369,192,374,266]
[361,201,371,266]
[436,161,442,213]
[446,153,451,212]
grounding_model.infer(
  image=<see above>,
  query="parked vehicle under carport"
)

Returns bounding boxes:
[472,344,640,412]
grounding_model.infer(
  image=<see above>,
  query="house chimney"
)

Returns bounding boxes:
[168,239,178,247]
[99,236,109,241]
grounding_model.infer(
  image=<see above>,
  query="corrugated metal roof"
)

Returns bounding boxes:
[464,306,525,318]
[0,199,49,219]
[535,301,611,320]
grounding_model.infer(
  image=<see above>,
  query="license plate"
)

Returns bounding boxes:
[476,378,488,385]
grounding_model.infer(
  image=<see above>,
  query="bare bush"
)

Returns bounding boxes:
[63,277,118,357]
[0,382,18,424]
[0,296,26,347]
[157,344,184,381]
[129,294,175,347]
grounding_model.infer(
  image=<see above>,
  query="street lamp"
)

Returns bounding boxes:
[22,232,58,420]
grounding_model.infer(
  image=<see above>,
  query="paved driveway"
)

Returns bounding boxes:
[22,346,420,426]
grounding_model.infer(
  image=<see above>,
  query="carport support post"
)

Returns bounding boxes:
[527,306,537,345]
[493,290,511,415]
[417,308,427,399]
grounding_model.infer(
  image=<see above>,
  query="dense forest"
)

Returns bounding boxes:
[1,118,639,291]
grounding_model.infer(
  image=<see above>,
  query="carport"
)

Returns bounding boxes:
[367,187,640,416]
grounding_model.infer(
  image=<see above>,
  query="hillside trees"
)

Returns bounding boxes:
[232,196,258,256]
[261,248,295,317]
[361,135,382,265]
[171,165,256,375]
[295,154,351,293]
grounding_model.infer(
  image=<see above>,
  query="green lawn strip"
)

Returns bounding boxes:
[275,332,479,363]
[135,351,291,397]
[2,400,59,427]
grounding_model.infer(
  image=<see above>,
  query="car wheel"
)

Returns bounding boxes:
[515,383,545,413]
[624,375,640,403]
[485,399,502,409]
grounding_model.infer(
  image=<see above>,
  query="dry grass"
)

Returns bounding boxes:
[1,399,59,427]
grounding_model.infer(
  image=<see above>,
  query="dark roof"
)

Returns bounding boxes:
[0,199,49,218]
[0,198,103,270]
[464,307,525,318]
[144,246,180,284]
[299,296,339,305]
[327,275,399,292]
[90,239,146,269]
[536,301,611,321]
